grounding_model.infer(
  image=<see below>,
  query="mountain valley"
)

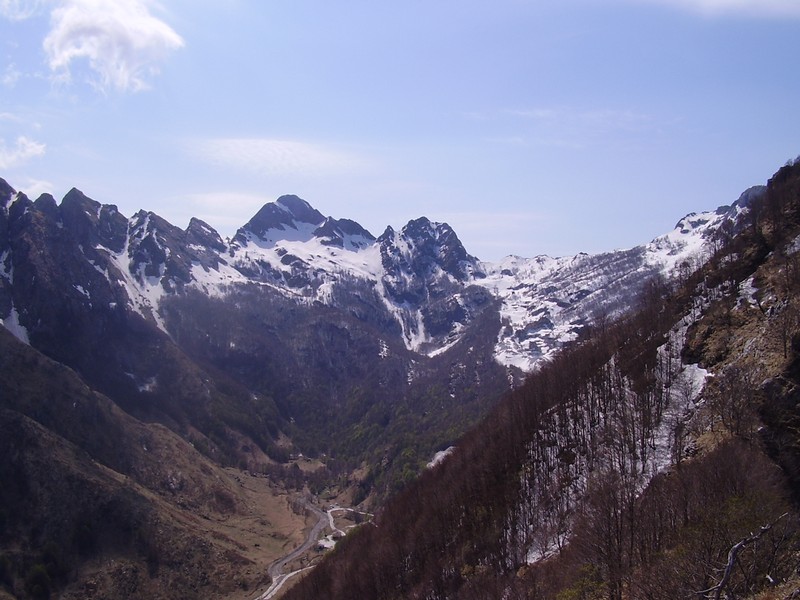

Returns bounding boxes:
[1,160,798,599]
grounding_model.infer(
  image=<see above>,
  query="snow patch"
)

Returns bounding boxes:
[1,305,30,344]
[738,275,759,308]
[138,377,157,392]
[188,260,247,297]
[104,228,168,332]
[0,250,12,283]
[427,446,455,468]
[787,233,800,255]
[648,313,710,476]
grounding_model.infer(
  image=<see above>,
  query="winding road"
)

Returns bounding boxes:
[255,500,328,600]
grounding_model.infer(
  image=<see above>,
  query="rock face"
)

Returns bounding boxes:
[314,216,375,249]
[233,194,325,246]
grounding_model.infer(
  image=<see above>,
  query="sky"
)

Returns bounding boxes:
[1,0,800,261]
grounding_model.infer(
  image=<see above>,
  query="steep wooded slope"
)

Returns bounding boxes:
[285,160,800,600]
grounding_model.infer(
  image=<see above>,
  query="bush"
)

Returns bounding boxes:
[0,554,12,586]
[24,563,51,599]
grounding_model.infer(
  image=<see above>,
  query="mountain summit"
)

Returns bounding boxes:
[233,194,325,246]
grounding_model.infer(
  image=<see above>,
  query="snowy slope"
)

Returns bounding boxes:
[474,187,763,371]
[0,178,763,373]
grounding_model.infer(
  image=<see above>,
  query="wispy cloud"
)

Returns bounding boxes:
[622,0,800,18]
[170,191,273,232]
[495,106,659,150]
[507,107,654,131]
[0,112,23,123]
[0,0,44,21]
[2,63,21,88]
[19,177,54,198]
[194,138,369,177]
[0,135,46,169]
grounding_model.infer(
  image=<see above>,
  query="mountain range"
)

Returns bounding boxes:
[0,178,761,371]
[0,168,786,599]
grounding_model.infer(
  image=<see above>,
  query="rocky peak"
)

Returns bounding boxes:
[128,211,179,280]
[375,217,481,313]
[234,195,325,245]
[6,192,32,227]
[668,189,760,241]
[402,216,434,237]
[126,210,228,292]
[61,187,98,213]
[0,178,14,209]
[275,194,324,224]
[731,185,766,212]
[186,217,226,252]
[313,217,375,250]
[59,188,128,253]
[0,180,15,252]
[33,193,58,217]
[378,217,479,283]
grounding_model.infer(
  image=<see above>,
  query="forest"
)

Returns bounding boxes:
[284,160,800,599]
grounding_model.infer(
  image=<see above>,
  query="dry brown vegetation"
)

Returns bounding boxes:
[0,326,312,599]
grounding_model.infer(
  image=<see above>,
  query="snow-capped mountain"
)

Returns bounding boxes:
[0,177,763,377]
[479,186,760,370]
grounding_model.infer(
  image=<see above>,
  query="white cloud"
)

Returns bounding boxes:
[0,0,45,20]
[0,112,23,122]
[500,106,658,149]
[20,177,54,198]
[506,108,561,121]
[2,63,21,87]
[194,138,369,177]
[169,191,272,233]
[623,0,800,18]
[42,0,184,92]
[0,135,46,168]
[509,107,654,131]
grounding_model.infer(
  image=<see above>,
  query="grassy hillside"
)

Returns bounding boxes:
[0,326,309,599]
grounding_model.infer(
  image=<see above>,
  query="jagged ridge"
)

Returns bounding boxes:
[1,179,759,373]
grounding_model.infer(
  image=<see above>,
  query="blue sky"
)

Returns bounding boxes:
[1,0,799,260]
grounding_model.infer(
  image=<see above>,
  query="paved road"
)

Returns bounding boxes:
[256,500,327,600]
